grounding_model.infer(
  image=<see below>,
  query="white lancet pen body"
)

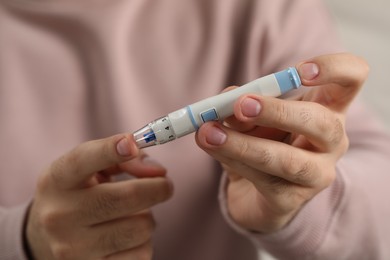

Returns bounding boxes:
[133,67,302,149]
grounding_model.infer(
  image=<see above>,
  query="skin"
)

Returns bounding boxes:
[196,53,369,233]
[26,134,173,260]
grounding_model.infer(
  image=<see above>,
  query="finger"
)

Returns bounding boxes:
[196,122,333,187]
[221,86,256,132]
[234,95,348,152]
[87,211,154,258]
[105,241,153,260]
[224,115,256,133]
[224,114,289,142]
[100,153,167,178]
[119,154,167,178]
[225,165,310,213]
[49,134,139,189]
[77,177,173,225]
[297,53,369,111]
[222,85,239,93]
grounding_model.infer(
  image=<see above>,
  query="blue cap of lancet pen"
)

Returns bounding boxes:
[275,67,301,92]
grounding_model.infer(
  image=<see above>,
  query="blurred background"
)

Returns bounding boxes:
[261,0,390,259]
[325,0,390,129]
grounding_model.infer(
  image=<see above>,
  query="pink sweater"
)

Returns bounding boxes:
[1,0,390,259]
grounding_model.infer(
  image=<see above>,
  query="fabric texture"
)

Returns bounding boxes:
[1,0,390,259]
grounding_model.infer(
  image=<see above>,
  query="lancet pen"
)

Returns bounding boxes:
[133,67,301,149]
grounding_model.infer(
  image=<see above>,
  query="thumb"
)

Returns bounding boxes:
[296,53,369,111]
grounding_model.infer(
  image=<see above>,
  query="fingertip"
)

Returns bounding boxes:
[222,85,239,93]
[297,53,371,88]
[238,96,262,118]
[297,62,320,83]
[165,177,175,198]
[196,122,227,148]
[116,134,139,158]
[232,95,263,123]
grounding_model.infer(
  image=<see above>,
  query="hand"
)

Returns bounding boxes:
[26,134,173,259]
[196,53,369,233]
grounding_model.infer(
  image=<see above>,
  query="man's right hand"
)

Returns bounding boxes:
[26,134,173,260]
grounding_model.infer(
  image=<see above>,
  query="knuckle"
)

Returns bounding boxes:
[328,117,345,146]
[39,208,74,237]
[236,140,250,160]
[40,209,62,232]
[310,105,347,150]
[50,148,83,187]
[83,192,122,221]
[95,192,120,212]
[314,157,337,188]
[316,109,333,134]
[65,150,81,170]
[264,175,290,196]
[317,163,337,189]
[138,249,153,260]
[135,242,153,260]
[275,101,290,124]
[280,152,315,184]
[258,148,274,167]
[314,108,342,143]
[66,153,83,178]
[299,107,313,126]
[51,243,75,260]
[49,155,68,186]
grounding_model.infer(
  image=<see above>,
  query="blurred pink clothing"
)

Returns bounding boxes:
[1,0,390,259]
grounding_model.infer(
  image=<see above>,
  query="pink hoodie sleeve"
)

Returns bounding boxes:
[0,203,30,260]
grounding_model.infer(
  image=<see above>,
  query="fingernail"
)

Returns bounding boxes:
[205,125,227,146]
[116,137,133,156]
[241,97,261,117]
[299,63,319,80]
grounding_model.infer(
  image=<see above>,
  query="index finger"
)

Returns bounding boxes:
[48,134,139,189]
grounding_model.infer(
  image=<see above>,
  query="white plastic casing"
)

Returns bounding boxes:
[168,108,195,138]
[168,74,280,138]
[134,67,301,148]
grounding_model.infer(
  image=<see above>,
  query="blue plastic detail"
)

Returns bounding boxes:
[186,106,199,130]
[274,67,302,94]
[143,132,156,143]
[201,108,218,122]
